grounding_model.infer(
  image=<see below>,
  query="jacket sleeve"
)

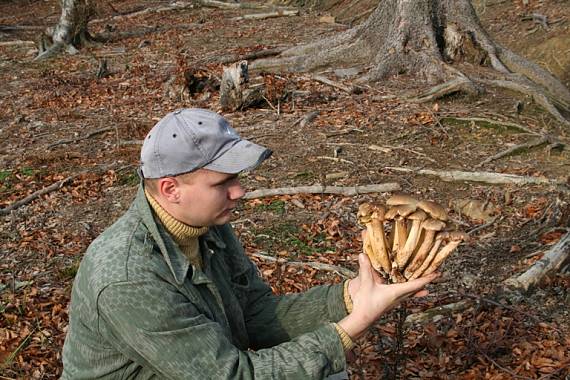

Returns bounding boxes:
[97,280,346,379]
[218,224,349,349]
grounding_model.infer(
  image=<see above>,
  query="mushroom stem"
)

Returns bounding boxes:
[397,218,424,269]
[422,240,461,276]
[364,222,385,273]
[393,216,408,259]
[370,216,391,274]
[404,230,436,277]
[410,233,446,279]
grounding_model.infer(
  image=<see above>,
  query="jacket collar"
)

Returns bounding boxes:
[134,184,190,285]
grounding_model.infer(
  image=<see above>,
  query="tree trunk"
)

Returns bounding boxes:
[252,0,570,125]
[36,0,94,59]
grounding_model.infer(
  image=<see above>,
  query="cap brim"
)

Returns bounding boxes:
[203,140,272,174]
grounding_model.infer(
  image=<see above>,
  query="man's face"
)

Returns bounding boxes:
[172,169,245,227]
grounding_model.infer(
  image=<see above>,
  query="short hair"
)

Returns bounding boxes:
[143,171,198,196]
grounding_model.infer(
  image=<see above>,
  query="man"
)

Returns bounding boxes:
[61,108,437,379]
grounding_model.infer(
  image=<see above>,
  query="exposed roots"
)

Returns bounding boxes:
[251,0,570,126]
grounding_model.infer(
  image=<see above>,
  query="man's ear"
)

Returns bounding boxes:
[157,177,180,203]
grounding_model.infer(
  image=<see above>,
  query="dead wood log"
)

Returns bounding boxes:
[243,183,401,199]
[386,166,564,186]
[250,252,356,278]
[504,232,570,291]
[475,136,552,168]
[231,10,299,21]
[220,61,263,111]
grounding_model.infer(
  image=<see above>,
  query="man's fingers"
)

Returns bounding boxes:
[392,272,439,297]
[357,253,374,284]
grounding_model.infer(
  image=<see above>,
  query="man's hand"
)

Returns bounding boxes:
[339,252,438,340]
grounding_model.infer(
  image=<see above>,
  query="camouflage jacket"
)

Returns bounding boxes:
[61,185,348,379]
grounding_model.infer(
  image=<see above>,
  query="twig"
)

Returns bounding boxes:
[48,126,114,149]
[243,183,401,199]
[250,252,356,278]
[482,353,533,380]
[467,216,501,235]
[316,156,354,165]
[385,166,564,186]
[475,136,551,168]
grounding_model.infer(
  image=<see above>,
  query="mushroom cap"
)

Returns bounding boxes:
[386,194,419,208]
[385,204,416,220]
[417,200,448,221]
[371,204,387,220]
[357,203,374,223]
[408,209,427,221]
[422,218,446,231]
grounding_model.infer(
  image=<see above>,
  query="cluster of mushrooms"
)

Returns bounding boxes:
[357,194,468,283]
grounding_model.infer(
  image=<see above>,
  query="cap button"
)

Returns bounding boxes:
[174,110,182,114]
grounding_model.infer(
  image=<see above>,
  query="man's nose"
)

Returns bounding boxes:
[228,182,245,200]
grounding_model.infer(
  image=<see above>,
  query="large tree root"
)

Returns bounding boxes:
[251,0,570,126]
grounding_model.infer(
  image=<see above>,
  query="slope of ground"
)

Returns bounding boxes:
[0,0,569,378]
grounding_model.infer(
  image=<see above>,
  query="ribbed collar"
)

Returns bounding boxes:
[144,188,208,245]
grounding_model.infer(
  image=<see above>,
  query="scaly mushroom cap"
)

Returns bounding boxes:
[386,194,419,209]
[357,203,374,224]
[422,218,447,232]
[385,204,416,220]
[417,200,448,221]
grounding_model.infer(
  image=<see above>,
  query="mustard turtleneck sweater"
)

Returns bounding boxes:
[145,189,209,269]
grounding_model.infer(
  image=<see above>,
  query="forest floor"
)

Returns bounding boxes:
[0,0,569,378]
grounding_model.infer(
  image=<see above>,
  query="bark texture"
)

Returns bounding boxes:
[36,0,95,59]
[252,0,570,125]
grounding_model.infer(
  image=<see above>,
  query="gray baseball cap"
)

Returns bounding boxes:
[140,109,272,178]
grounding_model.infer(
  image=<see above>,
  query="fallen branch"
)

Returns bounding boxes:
[48,126,114,149]
[475,136,551,168]
[0,164,118,215]
[0,40,36,47]
[409,77,481,103]
[217,47,288,65]
[316,156,355,165]
[312,75,360,94]
[441,116,539,135]
[200,0,293,10]
[0,177,73,216]
[231,10,299,21]
[386,166,564,186]
[250,252,356,278]
[404,300,472,326]
[504,231,570,291]
[90,1,194,24]
[243,183,401,199]
[480,78,570,127]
